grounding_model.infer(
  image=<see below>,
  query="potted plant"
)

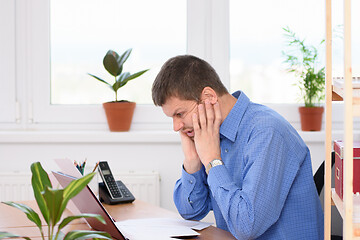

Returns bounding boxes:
[282,26,325,131]
[0,162,112,240]
[88,49,149,131]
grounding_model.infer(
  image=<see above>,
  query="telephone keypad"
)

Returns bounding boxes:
[98,161,135,203]
[104,175,123,198]
[119,187,131,197]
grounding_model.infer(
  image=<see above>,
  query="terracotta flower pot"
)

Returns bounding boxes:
[103,102,136,131]
[298,106,324,131]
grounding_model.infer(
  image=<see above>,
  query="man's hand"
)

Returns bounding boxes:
[192,100,222,166]
[180,131,202,174]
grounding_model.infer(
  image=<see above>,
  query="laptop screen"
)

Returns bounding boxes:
[52,171,126,240]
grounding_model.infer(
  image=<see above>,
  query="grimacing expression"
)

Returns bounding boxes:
[161,97,198,138]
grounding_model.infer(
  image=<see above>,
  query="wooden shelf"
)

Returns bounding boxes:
[331,189,360,237]
[332,86,345,101]
[321,0,355,238]
[332,85,360,117]
[332,85,360,105]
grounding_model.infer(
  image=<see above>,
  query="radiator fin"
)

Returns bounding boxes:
[0,171,160,206]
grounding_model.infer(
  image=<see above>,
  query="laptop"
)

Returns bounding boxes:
[53,171,203,240]
[53,171,127,239]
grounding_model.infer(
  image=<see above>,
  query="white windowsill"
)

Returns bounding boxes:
[0,129,355,144]
[0,130,180,143]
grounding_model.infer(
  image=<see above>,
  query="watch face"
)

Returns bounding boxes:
[206,159,223,174]
[211,159,223,167]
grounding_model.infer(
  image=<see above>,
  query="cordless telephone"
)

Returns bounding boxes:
[98,161,135,204]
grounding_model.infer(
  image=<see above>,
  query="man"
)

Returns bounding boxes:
[151,55,324,239]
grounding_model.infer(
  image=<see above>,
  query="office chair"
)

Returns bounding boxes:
[313,152,342,240]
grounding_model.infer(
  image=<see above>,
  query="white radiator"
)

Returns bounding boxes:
[0,171,160,206]
[0,172,33,202]
[113,171,160,206]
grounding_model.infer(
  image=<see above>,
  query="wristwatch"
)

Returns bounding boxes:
[205,159,224,174]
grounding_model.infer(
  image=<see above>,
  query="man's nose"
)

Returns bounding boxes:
[173,118,184,132]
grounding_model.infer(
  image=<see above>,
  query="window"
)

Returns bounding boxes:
[50,0,186,105]
[3,0,357,131]
[229,0,325,104]
[28,0,187,130]
[331,0,360,77]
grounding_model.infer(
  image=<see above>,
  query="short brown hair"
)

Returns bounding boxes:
[152,55,228,106]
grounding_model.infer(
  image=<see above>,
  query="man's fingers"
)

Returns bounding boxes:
[179,131,189,142]
[192,112,200,133]
[198,104,206,129]
[205,100,215,130]
[214,102,222,131]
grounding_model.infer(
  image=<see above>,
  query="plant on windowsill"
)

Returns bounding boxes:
[282,26,325,131]
[88,49,149,131]
[0,162,112,240]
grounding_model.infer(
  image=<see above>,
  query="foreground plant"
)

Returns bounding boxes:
[0,162,112,240]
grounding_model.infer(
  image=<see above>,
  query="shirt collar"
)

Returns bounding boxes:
[220,91,250,142]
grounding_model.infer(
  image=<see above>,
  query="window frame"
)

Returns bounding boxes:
[2,0,354,131]
[28,0,225,130]
[28,0,191,130]
[0,0,17,125]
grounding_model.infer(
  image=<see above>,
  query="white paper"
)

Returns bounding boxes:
[116,225,198,240]
[187,221,213,231]
[115,218,213,239]
[333,77,360,89]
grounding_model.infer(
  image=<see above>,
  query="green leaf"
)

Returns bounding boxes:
[1,202,42,231]
[282,26,325,106]
[87,73,111,86]
[63,230,112,240]
[112,81,122,93]
[42,187,64,226]
[0,232,31,240]
[124,69,149,82]
[54,230,65,240]
[103,50,122,77]
[117,48,132,68]
[117,72,130,84]
[58,213,106,231]
[58,172,96,221]
[120,69,149,88]
[31,162,51,224]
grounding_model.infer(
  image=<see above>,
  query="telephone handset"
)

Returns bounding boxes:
[98,161,135,204]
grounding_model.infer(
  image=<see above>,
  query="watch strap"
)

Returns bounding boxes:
[205,159,224,174]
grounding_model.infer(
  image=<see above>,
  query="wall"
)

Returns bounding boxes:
[0,131,181,211]
[0,130,333,214]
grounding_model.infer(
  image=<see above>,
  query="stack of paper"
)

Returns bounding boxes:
[333,77,360,89]
[115,218,213,240]
[333,77,360,98]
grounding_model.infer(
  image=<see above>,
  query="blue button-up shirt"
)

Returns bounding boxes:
[173,91,324,239]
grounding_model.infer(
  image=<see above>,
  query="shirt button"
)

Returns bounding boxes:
[225,149,228,153]
[189,180,193,184]
[189,201,193,204]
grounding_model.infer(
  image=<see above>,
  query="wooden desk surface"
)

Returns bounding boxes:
[0,200,235,240]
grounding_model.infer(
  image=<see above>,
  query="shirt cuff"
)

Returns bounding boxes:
[181,165,207,191]
[207,165,233,193]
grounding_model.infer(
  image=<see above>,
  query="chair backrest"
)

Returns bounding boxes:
[313,152,335,196]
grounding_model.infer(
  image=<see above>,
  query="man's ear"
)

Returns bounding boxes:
[200,87,218,104]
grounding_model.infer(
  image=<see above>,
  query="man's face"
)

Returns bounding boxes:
[162,97,198,138]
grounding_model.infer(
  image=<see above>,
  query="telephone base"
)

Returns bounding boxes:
[99,181,135,205]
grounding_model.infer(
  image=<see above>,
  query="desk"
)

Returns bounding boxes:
[0,200,236,240]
